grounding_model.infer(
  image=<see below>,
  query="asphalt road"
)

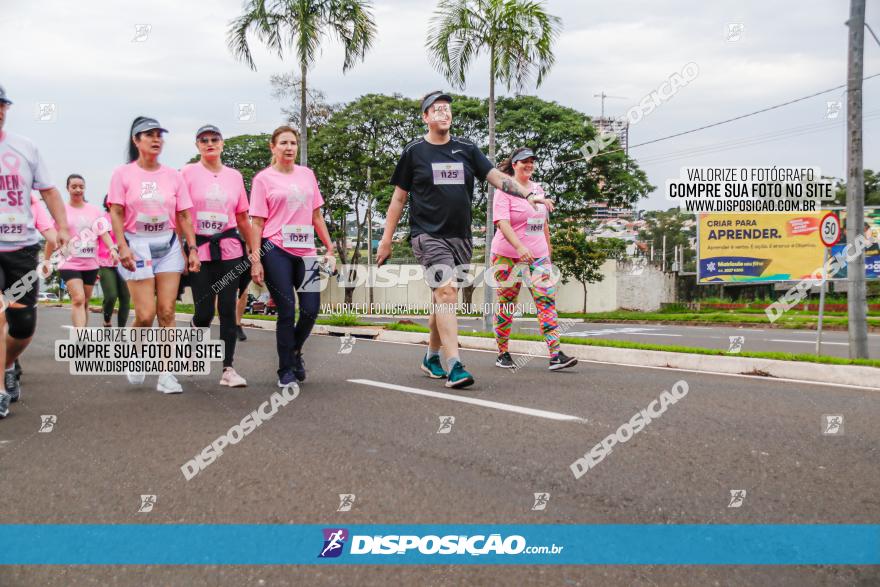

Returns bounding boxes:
[364,316,879,359]
[1,308,877,586]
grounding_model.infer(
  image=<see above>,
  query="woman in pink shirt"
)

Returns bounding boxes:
[96,195,130,328]
[491,147,577,372]
[248,126,335,388]
[182,124,253,388]
[108,116,200,394]
[46,174,116,328]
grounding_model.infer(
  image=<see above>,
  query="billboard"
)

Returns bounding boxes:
[828,209,880,280]
[697,213,825,283]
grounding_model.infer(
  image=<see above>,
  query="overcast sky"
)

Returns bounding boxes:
[3,0,878,211]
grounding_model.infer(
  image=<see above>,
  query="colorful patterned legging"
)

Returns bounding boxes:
[492,254,560,357]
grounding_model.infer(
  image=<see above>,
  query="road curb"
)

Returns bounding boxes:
[174,312,879,389]
[374,329,880,390]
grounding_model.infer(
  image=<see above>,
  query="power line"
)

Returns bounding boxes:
[563,72,880,165]
[635,110,880,166]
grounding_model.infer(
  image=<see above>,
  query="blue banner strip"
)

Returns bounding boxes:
[0,525,876,565]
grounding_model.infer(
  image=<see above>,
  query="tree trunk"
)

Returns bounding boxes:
[582,283,587,314]
[300,61,308,167]
[481,53,497,331]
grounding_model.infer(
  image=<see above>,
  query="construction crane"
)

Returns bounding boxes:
[593,91,627,118]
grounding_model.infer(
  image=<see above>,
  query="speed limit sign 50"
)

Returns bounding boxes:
[820,212,841,247]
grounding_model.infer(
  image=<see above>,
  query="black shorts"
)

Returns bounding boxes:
[0,244,40,307]
[60,268,99,286]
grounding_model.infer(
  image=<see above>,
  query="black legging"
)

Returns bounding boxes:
[98,267,130,327]
[189,257,245,368]
[261,243,320,377]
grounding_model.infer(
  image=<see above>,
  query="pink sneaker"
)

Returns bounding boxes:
[219,367,247,388]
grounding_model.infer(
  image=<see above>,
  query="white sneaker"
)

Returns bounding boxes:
[126,372,146,385]
[219,367,247,388]
[156,372,183,394]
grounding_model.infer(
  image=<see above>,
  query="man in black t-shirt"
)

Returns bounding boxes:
[377,91,554,390]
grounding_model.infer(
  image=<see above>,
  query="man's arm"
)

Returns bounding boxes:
[485,169,555,212]
[376,186,408,266]
[39,187,69,246]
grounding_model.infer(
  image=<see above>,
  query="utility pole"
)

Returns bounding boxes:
[367,165,374,306]
[661,234,667,272]
[847,0,868,358]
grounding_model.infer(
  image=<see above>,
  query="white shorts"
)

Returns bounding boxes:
[118,233,184,281]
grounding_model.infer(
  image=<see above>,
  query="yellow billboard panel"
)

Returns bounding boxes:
[698,213,825,283]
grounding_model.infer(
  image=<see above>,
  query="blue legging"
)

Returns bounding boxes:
[261,242,321,377]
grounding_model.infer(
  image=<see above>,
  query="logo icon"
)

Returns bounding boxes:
[531,492,550,511]
[38,415,57,433]
[337,494,356,512]
[35,103,57,123]
[726,23,744,42]
[338,333,355,355]
[728,336,745,354]
[630,257,648,276]
[237,103,256,122]
[822,414,844,435]
[451,149,463,155]
[138,494,157,513]
[132,24,152,43]
[437,416,455,434]
[727,489,746,508]
[825,101,842,120]
[318,528,349,558]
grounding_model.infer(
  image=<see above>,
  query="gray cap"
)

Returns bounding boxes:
[132,117,168,136]
[196,124,222,139]
[512,148,536,163]
[0,85,11,105]
[421,91,453,113]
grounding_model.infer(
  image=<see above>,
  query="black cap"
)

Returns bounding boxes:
[132,117,168,136]
[421,91,453,113]
[512,148,536,163]
[0,85,11,105]
[196,124,222,139]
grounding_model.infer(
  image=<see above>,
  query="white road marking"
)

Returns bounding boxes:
[626,333,683,337]
[769,339,848,346]
[348,379,587,423]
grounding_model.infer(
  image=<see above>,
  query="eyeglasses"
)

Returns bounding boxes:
[198,137,221,144]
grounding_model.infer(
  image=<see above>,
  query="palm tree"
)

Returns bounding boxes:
[427,0,561,329]
[228,0,377,166]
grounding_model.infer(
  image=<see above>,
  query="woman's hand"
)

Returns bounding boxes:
[515,244,534,264]
[250,260,264,286]
[119,245,136,272]
[323,251,337,275]
[187,249,201,273]
[531,196,554,213]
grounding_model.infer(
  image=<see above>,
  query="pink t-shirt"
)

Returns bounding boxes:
[249,166,324,257]
[491,181,550,259]
[96,212,117,267]
[181,162,249,262]
[31,194,53,233]
[107,162,192,236]
[57,202,105,271]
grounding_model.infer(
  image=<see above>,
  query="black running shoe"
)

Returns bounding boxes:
[4,368,20,403]
[236,325,247,342]
[496,352,515,369]
[292,351,306,382]
[0,391,10,418]
[13,359,21,381]
[549,351,578,371]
